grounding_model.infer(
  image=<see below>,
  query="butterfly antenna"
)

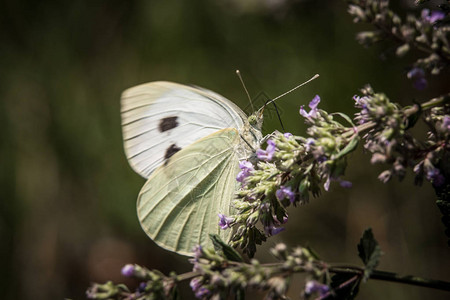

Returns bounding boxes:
[236,70,254,112]
[257,74,319,113]
[272,101,285,131]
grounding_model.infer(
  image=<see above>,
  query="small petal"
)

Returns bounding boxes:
[236,160,254,182]
[257,140,276,161]
[121,264,135,277]
[299,105,309,118]
[276,186,296,203]
[324,177,331,191]
[309,95,321,109]
[443,115,450,132]
[283,132,293,138]
[407,67,425,79]
[218,214,234,229]
[413,78,427,90]
[305,280,329,296]
[339,180,352,188]
[190,277,202,292]
[265,225,285,236]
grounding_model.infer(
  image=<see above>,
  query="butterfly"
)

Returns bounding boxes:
[121,81,264,256]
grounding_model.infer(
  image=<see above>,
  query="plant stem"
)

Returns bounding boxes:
[329,266,450,292]
[370,270,450,291]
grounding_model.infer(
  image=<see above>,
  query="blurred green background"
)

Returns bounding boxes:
[1,0,449,299]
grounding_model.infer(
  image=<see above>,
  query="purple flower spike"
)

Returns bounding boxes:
[236,160,254,183]
[300,95,321,119]
[218,214,234,229]
[305,280,330,296]
[276,186,296,203]
[284,132,293,138]
[121,264,135,277]
[256,139,276,161]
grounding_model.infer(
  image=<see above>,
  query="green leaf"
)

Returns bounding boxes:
[357,228,381,281]
[330,273,361,300]
[334,136,359,160]
[331,112,356,127]
[404,103,422,130]
[305,245,321,260]
[209,234,243,262]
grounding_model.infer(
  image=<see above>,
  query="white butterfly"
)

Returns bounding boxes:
[121,81,263,256]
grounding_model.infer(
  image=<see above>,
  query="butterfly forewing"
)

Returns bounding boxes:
[137,128,241,255]
[121,81,247,178]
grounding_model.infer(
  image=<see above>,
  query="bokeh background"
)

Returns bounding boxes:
[1,0,449,299]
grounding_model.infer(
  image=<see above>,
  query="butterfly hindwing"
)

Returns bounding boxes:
[137,128,241,255]
[121,81,247,178]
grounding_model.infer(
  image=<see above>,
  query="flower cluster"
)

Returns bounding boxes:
[347,0,449,89]
[353,85,449,186]
[224,95,358,257]
[86,264,176,299]
[188,242,335,300]
[86,241,342,300]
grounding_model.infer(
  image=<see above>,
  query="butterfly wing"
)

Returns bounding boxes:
[121,81,248,178]
[137,128,242,255]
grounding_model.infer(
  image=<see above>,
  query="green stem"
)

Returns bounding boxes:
[176,271,200,282]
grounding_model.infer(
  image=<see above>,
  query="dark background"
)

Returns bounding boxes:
[1,0,449,299]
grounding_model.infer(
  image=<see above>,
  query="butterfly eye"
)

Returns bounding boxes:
[248,115,258,126]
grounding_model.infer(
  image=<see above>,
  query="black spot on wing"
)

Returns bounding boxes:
[164,144,182,164]
[159,116,179,132]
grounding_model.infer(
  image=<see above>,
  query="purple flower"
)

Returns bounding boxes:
[443,115,450,132]
[218,213,234,229]
[283,132,293,138]
[300,95,320,118]
[353,95,371,124]
[305,138,315,151]
[407,67,425,79]
[426,168,445,187]
[305,280,329,296]
[276,186,295,203]
[407,67,427,90]
[236,160,254,183]
[121,264,135,277]
[138,282,147,293]
[189,245,203,271]
[190,277,202,291]
[256,139,276,161]
[190,277,210,299]
[264,225,285,236]
[413,78,427,90]
[194,287,210,298]
[193,245,203,259]
[339,180,353,188]
[421,9,445,24]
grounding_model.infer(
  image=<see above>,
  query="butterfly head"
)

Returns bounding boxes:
[248,109,264,131]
